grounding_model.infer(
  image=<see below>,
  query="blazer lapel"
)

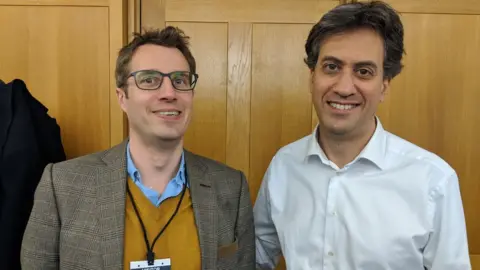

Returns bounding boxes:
[185,151,218,269]
[98,141,128,269]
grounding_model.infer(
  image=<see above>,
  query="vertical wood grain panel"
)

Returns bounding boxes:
[128,0,141,40]
[377,13,480,254]
[363,0,480,14]
[110,0,128,147]
[226,22,252,179]
[165,0,339,23]
[0,0,109,5]
[141,0,165,31]
[167,22,228,163]
[250,24,313,201]
[0,6,111,158]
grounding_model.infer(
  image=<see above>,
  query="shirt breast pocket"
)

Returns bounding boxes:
[216,237,238,270]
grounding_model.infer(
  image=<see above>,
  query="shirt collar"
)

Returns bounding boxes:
[126,141,187,186]
[305,116,387,170]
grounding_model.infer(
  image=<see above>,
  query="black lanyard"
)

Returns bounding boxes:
[126,182,187,265]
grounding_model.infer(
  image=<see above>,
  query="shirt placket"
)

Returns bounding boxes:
[322,171,340,269]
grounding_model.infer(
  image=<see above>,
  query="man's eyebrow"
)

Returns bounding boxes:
[320,56,345,65]
[354,61,378,70]
[320,56,379,70]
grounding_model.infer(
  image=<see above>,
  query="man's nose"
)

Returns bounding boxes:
[334,71,356,97]
[156,77,177,100]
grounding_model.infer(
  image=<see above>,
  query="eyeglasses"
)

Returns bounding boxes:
[128,69,199,91]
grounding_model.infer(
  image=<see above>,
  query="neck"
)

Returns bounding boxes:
[129,131,183,193]
[318,118,376,169]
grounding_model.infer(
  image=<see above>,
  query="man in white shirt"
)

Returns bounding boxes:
[253,1,471,270]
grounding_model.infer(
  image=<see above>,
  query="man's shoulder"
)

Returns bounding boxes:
[186,150,241,175]
[53,150,106,169]
[271,133,312,164]
[51,143,124,175]
[385,131,455,176]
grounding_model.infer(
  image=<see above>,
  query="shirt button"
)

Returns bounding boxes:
[332,211,337,216]
[328,251,334,256]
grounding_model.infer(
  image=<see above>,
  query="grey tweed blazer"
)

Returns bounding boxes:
[20,141,255,270]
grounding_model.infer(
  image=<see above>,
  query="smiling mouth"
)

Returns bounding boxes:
[157,111,181,116]
[328,102,359,110]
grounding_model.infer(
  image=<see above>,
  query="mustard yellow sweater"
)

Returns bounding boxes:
[124,178,201,269]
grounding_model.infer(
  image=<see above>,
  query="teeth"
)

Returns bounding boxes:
[158,111,179,116]
[329,102,356,110]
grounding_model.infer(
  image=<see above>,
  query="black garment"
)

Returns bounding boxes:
[0,79,66,269]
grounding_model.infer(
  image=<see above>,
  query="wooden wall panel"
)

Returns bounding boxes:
[472,255,480,270]
[141,0,165,30]
[377,0,480,14]
[0,6,111,158]
[109,0,128,149]
[250,24,313,201]
[167,22,228,164]
[0,0,109,6]
[165,0,338,23]
[226,22,252,178]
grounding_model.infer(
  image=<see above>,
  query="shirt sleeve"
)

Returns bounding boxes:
[254,164,282,270]
[423,172,472,270]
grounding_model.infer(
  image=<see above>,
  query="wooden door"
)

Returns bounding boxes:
[0,0,127,159]
[138,0,480,268]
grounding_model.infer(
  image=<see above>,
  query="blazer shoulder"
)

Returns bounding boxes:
[53,151,106,171]
[52,141,126,173]
[186,150,242,176]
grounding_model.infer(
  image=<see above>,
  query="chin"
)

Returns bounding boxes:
[153,129,185,141]
[156,133,183,141]
[321,120,356,136]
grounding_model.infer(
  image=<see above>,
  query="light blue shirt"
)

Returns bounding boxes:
[126,142,187,207]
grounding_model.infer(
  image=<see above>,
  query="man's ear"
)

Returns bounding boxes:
[380,78,390,103]
[116,88,128,112]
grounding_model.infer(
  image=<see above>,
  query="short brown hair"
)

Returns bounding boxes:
[305,1,404,80]
[115,26,196,90]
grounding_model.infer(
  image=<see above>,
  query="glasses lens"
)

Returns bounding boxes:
[171,71,196,90]
[135,70,163,90]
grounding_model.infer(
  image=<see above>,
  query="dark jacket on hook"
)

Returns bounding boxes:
[0,79,66,269]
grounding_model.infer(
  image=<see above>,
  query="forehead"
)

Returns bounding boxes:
[130,44,190,73]
[318,28,384,65]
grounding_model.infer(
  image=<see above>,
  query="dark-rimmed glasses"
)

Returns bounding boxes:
[128,69,199,91]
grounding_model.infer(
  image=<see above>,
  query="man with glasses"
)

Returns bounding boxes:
[21,27,255,270]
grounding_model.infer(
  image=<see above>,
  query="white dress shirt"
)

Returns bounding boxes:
[254,118,471,270]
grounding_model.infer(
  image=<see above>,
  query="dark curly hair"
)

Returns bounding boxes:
[304,1,405,80]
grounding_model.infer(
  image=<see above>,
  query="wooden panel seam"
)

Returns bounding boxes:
[109,0,128,146]
[128,0,141,40]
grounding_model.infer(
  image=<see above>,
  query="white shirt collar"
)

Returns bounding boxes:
[305,116,387,170]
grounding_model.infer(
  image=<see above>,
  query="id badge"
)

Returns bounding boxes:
[130,258,171,270]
